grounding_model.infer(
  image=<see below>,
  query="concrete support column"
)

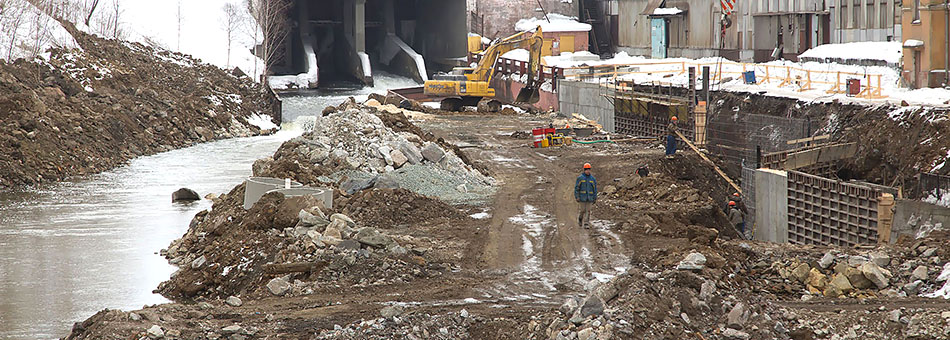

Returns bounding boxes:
[383,0,395,35]
[355,0,366,52]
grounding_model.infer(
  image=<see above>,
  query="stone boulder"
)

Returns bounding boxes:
[274,195,325,229]
[676,252,707,271]
[845,267,874,290]
[172,188,200,202]
[421,143,446,163]
[790,263,811,284]
[266,276,291,296]
[356,227,395,248]
[858,262,890,289]
[147,325,164,339]
[396,142,423,165]
[726,302,748,329]
[390,149,408,168]
[579,296,604,317]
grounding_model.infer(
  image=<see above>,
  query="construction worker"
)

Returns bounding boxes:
[575,163,597,228]
[665,116,678,158]
[724,192,748,214]
[727,201,746,234]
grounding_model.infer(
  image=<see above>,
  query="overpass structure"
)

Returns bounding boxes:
[270,0,468,88]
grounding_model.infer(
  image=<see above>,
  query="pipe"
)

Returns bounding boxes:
[573,139,616,144]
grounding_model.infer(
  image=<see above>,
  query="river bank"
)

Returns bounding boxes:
[0,27,279,190]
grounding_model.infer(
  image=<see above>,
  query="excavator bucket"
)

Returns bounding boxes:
[515,86,540,104]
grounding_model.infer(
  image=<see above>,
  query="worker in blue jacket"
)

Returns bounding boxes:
[575,163,597,228]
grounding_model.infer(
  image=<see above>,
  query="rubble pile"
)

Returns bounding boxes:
[338,188,467,228]
[156,182,445,301]
[0,28,276,189]
[253,104,495,204]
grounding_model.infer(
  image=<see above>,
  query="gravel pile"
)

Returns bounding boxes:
[257,105,494,204]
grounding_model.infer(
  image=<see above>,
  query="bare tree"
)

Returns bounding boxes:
[109,0,118,38]
[221,2,241,68]
[83,0,98,26]
[245,0,290,83]
[176,0,181,51]
[5,1,27,60]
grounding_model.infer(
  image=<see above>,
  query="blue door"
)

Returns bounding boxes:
[651,18,667,59]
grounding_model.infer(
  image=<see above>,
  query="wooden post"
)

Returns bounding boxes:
[877,193,895,244]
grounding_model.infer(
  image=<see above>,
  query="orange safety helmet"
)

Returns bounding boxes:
[671,116,678,121]
[728,201,736,206]
[583,163,592,169]
[733,192,740,197]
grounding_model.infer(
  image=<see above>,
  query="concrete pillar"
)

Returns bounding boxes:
[383,0,395,35]
[355,0,366,52]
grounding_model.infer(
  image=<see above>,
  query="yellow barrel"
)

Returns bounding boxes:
[541,138,550,148]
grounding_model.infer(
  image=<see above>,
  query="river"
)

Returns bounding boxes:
[0,73,418,339]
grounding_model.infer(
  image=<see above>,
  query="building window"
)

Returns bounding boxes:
[914,0,921,23]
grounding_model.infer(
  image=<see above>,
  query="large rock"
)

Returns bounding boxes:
[323,225,343,240]
[859,262,890,289]
[221,325,243,335]
[191,255,207,269]
[266,276,291,296]
[298,208,330,228]
[829,273,854,293]
[147,325,165,339]
[579,296,604,317]
[912,266,929,281]
[790,263,811,284]
[378,146,394,165]
[341,176,377,195]
[726,303,748,329]
[421,142,446,163]
[559,298,578,316]
[903,280,923,295]
[380,305,404,318]
[722,328,750,340]
[172,188,200,202]
[396,142,423,165]
[356,227,395,248]
[225,296,243,307]
[676,252,707,271]
[845,267,874,289]
[818,251,835,269]
[390,149,408,168]
[374,174,400,189]
[869,251,891,267]
[806,268,828,290]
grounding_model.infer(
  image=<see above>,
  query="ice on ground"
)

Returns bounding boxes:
[799,42,901,64]
[516,13,592,32]
[423,102,441,109]
[924,263,950,299]
[268,74,318,90]
[470,212,491,219]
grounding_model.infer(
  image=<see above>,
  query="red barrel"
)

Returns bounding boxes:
[532,128,544,148]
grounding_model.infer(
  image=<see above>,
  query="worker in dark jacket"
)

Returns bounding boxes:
[727,201,746,234]
[724,192,748,214]
[575,163,597,228]
[665,116,678,158]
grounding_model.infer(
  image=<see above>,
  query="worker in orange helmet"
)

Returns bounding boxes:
[725,192,748,215]
[727,200,746,235]
[574,163,598,228]
[665,116,679,158]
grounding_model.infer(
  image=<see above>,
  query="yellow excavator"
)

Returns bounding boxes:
[424,27,544,112]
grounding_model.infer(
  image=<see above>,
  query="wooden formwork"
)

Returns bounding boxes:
[786,170,884,246]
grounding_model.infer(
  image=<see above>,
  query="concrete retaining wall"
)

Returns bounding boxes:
[753,169,788,243]
[557,79,615,132]
[892,199,950,242]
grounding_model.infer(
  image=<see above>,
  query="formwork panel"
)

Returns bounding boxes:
[786,170,881,246]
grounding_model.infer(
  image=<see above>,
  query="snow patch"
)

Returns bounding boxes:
[470,212,490,219]
[515,13,592,33]
[924,263,950,299]
[799,42,901,64]
[653,7,684,15]
[247,114,278,131]
[359,52,372,78]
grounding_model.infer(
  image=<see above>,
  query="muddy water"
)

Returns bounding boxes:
[0,73,418,339]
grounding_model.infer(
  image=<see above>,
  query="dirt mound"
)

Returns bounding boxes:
[0,28,276,189]
[339,188,468,228]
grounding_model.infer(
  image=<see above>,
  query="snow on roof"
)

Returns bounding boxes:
[904,39,925,48]
[652,7,684,15]
[515,13,592,33]
[799,42,902,64]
